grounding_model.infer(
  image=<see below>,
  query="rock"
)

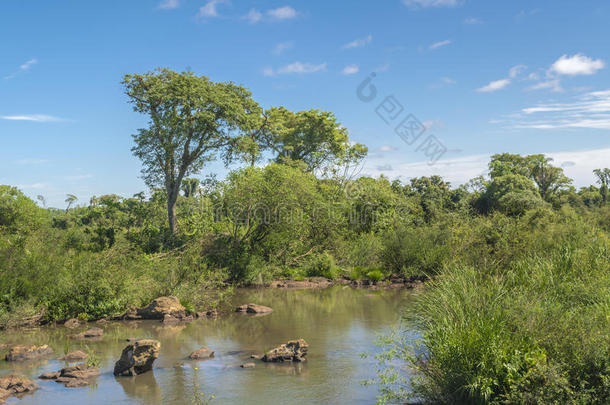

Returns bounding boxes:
[64,318,80,329]
[39,371,61,380]
[5,344,53,361]
[196,309,217,319]
[113,339,161,376]
[0,344,9,350]
[235,304,273,314]
[126,337,138,342]
[240,362,256,368]
[69,327,103,340]
[59,350,88,362]
[138,296,187,319]
[162,313,194,323]
[250,354,262,360]
[13,312,46,328]
[189,347,214,360]
[0,374,37,402]
[40,364,100,387]
[270,278,333,289]
[95,319,108,325]
[121,296,192,322]
[262,339,308,363]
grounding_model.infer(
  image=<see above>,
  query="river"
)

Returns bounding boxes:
[0,286,413,404]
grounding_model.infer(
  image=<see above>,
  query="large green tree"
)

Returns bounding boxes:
[258,107,367,173]
[123,68,262,234]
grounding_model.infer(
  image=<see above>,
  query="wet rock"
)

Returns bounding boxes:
[235,304,273,314]
[63,318,80,329]
[5,344,53,362]
[59,350,88,362]
[40,364,100,387]
[189,347,214,360]
[113,339,161,376]
[13,312,46,328]
[69,327,103,340]
[196,309,217,319]
[162,313,194,323]
[250,354,262,360]
[240,362,256,368]
[0,374,37,402]
[121,296,192,322]
[270,278,333,289]
[39,371,61,380]
[262,339,308,363]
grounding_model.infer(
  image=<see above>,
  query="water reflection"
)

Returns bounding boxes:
[0,286,412,404]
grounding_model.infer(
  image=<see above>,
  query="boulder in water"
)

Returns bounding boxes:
[5,344,53,362]
[235,304,273,314]
[113,339,161,376]
[0,374,37,402]
[262,339,308,363]
[189,347,214,360]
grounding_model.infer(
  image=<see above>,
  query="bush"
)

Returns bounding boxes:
[305,251,340,280]
[366,269,384,283]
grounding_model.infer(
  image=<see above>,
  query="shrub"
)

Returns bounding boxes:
[305,251,340,280]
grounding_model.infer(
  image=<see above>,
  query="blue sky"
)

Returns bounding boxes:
[1,0,609,208]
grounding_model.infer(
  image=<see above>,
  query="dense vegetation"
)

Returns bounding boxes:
[0,69,608,403]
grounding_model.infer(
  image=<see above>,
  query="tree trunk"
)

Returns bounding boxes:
[167,189,179,235]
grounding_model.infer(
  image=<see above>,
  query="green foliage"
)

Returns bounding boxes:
[376,216,610,404]
[304,251,340,280]
[365,269,384,283]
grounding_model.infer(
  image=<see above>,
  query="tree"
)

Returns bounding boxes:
[181,178,200,198]
[593,168,610,203]
[65,194,78,212]
[258,107,367,173]
[123,68,262,235]
[488,153,571,203]
[528,155,571,202]
[36,195,46,208]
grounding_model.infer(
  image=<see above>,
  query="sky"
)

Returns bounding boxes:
[1,0,609,208]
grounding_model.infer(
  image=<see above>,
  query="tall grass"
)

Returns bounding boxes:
[403,235,610,404]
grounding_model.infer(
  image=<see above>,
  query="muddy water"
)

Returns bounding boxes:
[0,286,413,404]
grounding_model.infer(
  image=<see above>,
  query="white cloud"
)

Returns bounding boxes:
[1,114,63,122]
[342,35,372,49]
[477,78,511,93]
[509,64,527,78]
[264,62,327,76]
[512,89,610,129]
[379,145,398,152]
[4,58,38,80]
[244,6,298,23]
[16,183,50,190]
[197,0,227,19]
[158,0,179,9]
[528,79,562,92]
[65,174,94,181]
[267,6,298,20]
[429,39,451,50]
[549,54,605,76]
[273,41,293,55]
[363,148,609,188]
[463,17,481,24]
[441,77,455,84]
[341,64,359,75]
[15,158,49,165]
[244,8,262,23]
[403,0,461,8]
[375,63,390,72]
